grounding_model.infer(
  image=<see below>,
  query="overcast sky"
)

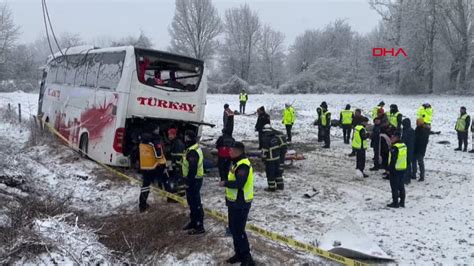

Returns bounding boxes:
[10,0,380,49]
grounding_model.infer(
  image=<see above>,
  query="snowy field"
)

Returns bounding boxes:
[0,91,473,264]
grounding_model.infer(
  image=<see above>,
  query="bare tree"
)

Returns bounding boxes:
[0,2,20,64]
[258,26,285,87]
[169,0,222,61]
[222,4,261,82]
[112,30,153,48]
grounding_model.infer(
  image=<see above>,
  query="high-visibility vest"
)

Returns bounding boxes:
[371,106,381,119]
[321,111,331,126]
[388,112,401,127]
[226,158,254,203]
[417,106,433,124]
[340,110,353,125]
[282,106,295,125]
[389,143,407,171]
[139,143,166,170]
[352,125,368,150]
[182,143,204,178]
[455,114,468,132]
[239,93,248,102]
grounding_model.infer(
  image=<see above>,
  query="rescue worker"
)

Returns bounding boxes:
[387,131,407,208]
[282,103,296,142]
[138,125,167,212]
[320,101,331,148]
[239,89,248,114]
[182,130,205,234]
[370,117,382,171]
[219,141,255,265]
[215,130,235,181]
[454,106,470,152]
[223,104,234,136]
[380,126,393,179]
[274,129,288,190]
[414,119,430,181]
[470,122,474,153]
[340,104,354,144]
[261,124,280,192]
[315,105,323,142]
[387,104,402,130]
[255,106,270,149]
[352,118,369,177]
[166,127,186,198]
[401,118,415,184]
[417,103,433,125]
[349,109,366,156]
[371,101,385,120]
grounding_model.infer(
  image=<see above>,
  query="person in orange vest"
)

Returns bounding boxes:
[138,125,167,212]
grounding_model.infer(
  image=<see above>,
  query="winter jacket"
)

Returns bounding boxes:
[371,124,381,149]
[223,109,234,135]
[255,112,271,132]
[414,125,430,156]
[352,115,368,127]
[401,118,415,159]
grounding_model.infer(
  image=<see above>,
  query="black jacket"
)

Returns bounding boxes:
[255,112,270,132]
[223,109,234,134]
[414,126,430,156]
[371,124,381,148]
[168,138,185,171]
[225,154,251,208]
[261,130,280,161]
[402,119,415,158]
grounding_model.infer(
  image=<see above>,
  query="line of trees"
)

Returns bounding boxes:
[0,0,472,94]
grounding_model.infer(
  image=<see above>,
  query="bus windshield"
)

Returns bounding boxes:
[135,48,203,92]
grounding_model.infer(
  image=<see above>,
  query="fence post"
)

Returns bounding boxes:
[18,103,21,123]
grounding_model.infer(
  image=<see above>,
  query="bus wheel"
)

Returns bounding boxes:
[79,134,88,158]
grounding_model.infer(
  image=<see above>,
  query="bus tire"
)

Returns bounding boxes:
[79,134,89,158]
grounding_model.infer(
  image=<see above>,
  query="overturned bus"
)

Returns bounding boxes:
[38,45,211,167]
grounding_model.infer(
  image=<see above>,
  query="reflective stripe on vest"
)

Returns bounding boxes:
[239,93,248,102]
[139,143,166,170]
[182,143,204,178]
[340,110,353,125]
[388,112,400,127]
[351,125,367,150]
[226,158,254,202]
[389,143,407,171]
[321,111,331,126]
[455,114,468,132]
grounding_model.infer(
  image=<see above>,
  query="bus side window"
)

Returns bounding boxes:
[86,54,101,88]
[98,52,125,90]
[56,57,67,84]
[46,60,58,84]
[65,55,78,86]
[75,55,88,87]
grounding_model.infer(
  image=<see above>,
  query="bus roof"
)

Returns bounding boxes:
[135,47,204,67]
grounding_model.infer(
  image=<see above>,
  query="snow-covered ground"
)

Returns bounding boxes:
[1,91,473,264]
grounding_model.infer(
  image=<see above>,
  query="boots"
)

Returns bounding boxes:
[225,254,241,264]
[387,202,399,208]
[454,147,462,151]
[240,254,255,266]
[182,221,195,231]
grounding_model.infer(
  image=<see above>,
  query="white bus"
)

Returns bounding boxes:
[38,45,210,167]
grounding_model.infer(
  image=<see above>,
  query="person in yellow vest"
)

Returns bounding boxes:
[138,126,167,212]
[371,101,385,120]
[219,141,255,265]
[387,131,407,208]
[282,103,296,142]
[454,106,470,152]
[182,130,205,234]
[320,101,331,148]
[239,89,248,114]
[352,119,369,178]
[387,104,402,130]
[340,104,354,144]
[417,103,433,125]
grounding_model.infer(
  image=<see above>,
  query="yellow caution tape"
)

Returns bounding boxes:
[42,121,368,266]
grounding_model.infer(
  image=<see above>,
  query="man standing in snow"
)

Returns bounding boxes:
[255,106,270,149]
[282,103,296,142]
[417,103,433,126]
[239,90,248,114]
[352,119,369,178]
[315,105,323,142]
[182,131,205,235]
[340,104,354,144]
[223,104,234,136]
[165,127,186,199]
[401,118,415,184]
[454,106,470,152]
[216,130,235,181]
[414,119,430,181]
[219,142,255,265]
[370,117,382,171]
[261,124,281,192]
[387,131,407,208]
[320,102,331,148]
[371,101,385,120]
[387,104,402,130]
